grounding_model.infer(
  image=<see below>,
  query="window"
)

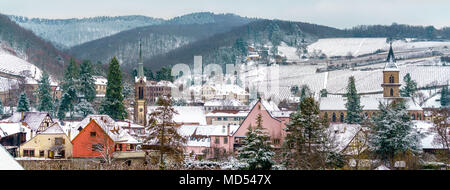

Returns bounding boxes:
[273,139,281,145]
[224,137,228,144]
[55,138,64,145]
[215,138,220,144]
[39,150,45,157]
[332,113,336,122]
[389,75,395,83]
[90,132,97,137]
[24,149,35,157]
[390,88,394,96]
[92,144,103,151]
[340,113,345,122]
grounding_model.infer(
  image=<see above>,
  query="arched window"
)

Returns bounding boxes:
[389,75,395,83]
[412,113,416,120]
[138,87,144,99]
[332,113,336,122]
[340,112,345,122]
[390,88,394,96]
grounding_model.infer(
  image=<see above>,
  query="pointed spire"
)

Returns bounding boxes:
[384,42,399,71]
[138,39,144,78]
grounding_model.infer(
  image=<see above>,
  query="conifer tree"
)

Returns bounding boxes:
[145,95,187,170]
[57,93,71,121]
[100,57,127,121]
[0,98,3,115]
[62,58,79,93]
[400,73,417,97]
[441,85,449,107]
[37,72,54,114]
[368,100,422,168]
[238,114,275,170]
[79,60,96,102]
[17,93,30,112]
[345,76,363,124]
[282,97,329,169]
[75,99,95,118]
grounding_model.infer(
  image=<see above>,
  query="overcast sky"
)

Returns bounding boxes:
[0,0,448,29]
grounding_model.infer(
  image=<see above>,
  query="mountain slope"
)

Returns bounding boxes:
[9,15,165,48]
[144,19,348,69]
[68,13,254,70]
[0,14,70,79]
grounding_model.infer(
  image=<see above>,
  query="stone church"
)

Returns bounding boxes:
[319,43,424,123]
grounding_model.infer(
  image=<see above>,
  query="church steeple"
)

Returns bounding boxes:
[382,42,401,98]
[138,40,144,78]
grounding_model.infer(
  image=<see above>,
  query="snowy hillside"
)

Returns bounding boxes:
[307,38,450,57]
[9,15,164,48]
[0,48,42,80]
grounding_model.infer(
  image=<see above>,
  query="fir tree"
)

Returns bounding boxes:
[400,73,418,97]
[441,85,449,107]
[238,114,275,170]
[62,58,79,92]
[17,93,30,112]
[282,97,329,169]
[37,72,54,114]
[100,57,127,121]
[75,99,95,118]
[79,60,97,102]
[368,100,422,168]
[144,95,187,170]
[0,98,3,115]
[233,37,248,57]
[57,93,71,121]
[345,76,364,124]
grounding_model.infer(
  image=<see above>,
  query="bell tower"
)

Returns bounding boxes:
[134,40,147,126]
[381,42,401,98]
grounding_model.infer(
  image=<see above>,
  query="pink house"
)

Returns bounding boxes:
[232,99,292,150]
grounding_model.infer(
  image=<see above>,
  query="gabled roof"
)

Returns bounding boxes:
[147,106,207,125]
[40,123,65,135]
[3,112,52,132]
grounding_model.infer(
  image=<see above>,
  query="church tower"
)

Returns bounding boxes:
[381,42,401,98]
[134,40,147,126]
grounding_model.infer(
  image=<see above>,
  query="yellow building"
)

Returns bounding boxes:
[20,123,72,159]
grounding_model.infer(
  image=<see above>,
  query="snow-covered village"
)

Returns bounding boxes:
[0,0,449,174]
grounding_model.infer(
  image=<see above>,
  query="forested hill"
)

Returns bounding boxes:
[9,15,165,49]
[144,19,348,70]
[0,14,71,78]
[346,23,450,40]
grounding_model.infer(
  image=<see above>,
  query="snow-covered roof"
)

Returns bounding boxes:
[3,112,52,132]
[0,144,24,170]
[178,125,239,137]
[206,110,249,117]
[146,80,176,88]
[40,123,65,135]
[70,115,139,144]
[327,123,363,153]
[93,75,107,85]
[116,121,145,129]
[0,122,32,141]
[319,96,422,111]
[204,99,245,107]
[147,106,207,125]
[374,164,391,170]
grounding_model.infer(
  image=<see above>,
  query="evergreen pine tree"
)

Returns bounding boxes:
[62,58,80,92]
[17,93,30,112]
[0,98,3,115]
[368,100,422,168]
[76,99,95,118]
[57,93,71,121]
[79,60,97,102]
[100,57,127,120]
[400,73,418,97]
[282,97,329,169]
[144,95,187,170]
[238,114,275,170]
[345,76,364,124]
[37,72,54,114]
[441,85,449,107]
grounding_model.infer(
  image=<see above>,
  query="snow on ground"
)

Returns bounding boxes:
[278,42,300,62]
[307,38,450,57]
[412,120,447,150]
